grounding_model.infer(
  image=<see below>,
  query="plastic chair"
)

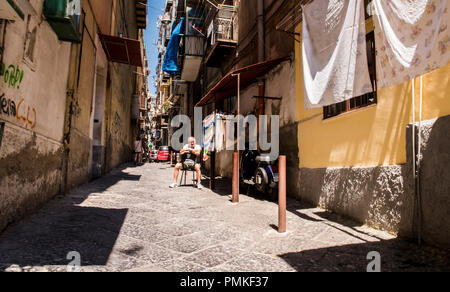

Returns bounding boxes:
[179,165,198,187]
[179,153,200,186]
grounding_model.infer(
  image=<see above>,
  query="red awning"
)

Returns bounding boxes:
[195,56,290,107]
[99,34,143,67]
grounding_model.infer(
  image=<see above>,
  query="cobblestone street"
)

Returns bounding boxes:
[0,163,449,272]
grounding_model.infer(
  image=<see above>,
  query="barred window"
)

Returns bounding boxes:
[324,3,378,120]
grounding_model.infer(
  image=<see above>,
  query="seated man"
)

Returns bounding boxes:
[169,137,204,190]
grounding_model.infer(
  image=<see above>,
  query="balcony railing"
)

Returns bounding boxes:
[204,4,237,67]
[207,5,237,45]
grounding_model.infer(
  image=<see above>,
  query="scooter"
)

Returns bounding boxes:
[241,150,279,197]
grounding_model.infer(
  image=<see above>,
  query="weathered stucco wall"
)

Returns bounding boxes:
[0,0,71,231]
[265,60,298,196]
[294,20,450,248]
[66,0,137,185]
[416,116,450,248]
[1,0,141,231]
[298,116,450,248]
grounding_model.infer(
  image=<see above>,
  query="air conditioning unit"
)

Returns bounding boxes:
[0,0,36,21]
[43,0,81,43]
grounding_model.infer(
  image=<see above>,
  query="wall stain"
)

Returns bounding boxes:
[0,134,63,183]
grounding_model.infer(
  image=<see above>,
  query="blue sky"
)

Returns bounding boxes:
[144,0,166,97]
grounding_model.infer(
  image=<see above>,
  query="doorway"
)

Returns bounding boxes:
[90,36,108,178]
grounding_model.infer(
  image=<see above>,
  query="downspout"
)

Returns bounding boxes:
[257,0,265,63]
[417,76,423,246]
[412,77,423,246]
[0,20,7,72]
[257,0,265,146]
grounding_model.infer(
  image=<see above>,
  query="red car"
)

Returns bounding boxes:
[157,146,170,162]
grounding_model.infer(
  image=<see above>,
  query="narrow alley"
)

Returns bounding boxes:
[0,162,448,272]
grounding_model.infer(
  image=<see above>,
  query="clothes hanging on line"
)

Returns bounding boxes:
[203,113,215,153]
[302,0,373,109]
[373,0,450,89]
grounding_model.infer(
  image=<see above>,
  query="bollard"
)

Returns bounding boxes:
[170,151,173,165]
[278,155,287,233]
[232,152,239,203]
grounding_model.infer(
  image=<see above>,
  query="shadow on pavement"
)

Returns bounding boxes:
[0,207,128,269]
[205,176,278,203]
[0,167,140,270]
[278,238,450,272]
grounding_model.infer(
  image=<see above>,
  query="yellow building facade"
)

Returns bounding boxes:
[295,21,450,248]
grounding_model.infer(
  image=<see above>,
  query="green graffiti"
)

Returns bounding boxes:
[1,63,24,89]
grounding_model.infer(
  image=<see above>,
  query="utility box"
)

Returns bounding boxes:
[44,0,81,43]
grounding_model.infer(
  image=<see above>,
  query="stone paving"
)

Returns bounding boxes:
[0,163,449,272]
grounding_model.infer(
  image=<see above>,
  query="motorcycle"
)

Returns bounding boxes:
[240,150,279,197]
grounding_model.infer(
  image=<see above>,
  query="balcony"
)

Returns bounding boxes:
[180,7,205,82]
[205,4,237,68]
[181,35,204,81]
[173,79,188,96]
[136,0,147,29]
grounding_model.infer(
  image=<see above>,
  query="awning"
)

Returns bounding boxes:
[99,34,143,67]
[195,56,290,107]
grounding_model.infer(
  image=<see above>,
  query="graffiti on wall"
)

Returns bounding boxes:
[0,93,16,117]
[0,93,37,129]
[1,63,25,89]
[0,122,4,148]
[0,63,37,129]
[16,98,37,129]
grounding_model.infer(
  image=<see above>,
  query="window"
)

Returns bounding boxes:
[324,2,378,120]
[23,15,38,69]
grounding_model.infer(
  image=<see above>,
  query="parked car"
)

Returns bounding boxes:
[157,146,170,162]
[149,150,159,162]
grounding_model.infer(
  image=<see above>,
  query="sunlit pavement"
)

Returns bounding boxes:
[0,163,449,272]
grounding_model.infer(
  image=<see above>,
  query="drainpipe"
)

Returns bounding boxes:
[257,0,265,145]
[0,20,7,71]
[257,0,265,63]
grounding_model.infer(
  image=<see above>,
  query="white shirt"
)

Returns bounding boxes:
[183,144,202,151]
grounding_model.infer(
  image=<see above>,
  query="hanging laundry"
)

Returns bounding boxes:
[214,114,226,152]
[203,113,215,153]
[162,18,185,75]
[373,0,450,89]
[302,0,373,109]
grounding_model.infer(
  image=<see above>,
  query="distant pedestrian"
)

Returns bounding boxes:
[134,136,143,165]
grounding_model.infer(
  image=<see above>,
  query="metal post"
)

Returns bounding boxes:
[278,155,287,233]
[231,73,241,203]
[210,100,216,190]
[210,150,216,190]
[232,152,240,203]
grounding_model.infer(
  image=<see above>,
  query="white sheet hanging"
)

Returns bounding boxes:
[214,115,226,152]
[302,0,373,109]
[373,0,450,89]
